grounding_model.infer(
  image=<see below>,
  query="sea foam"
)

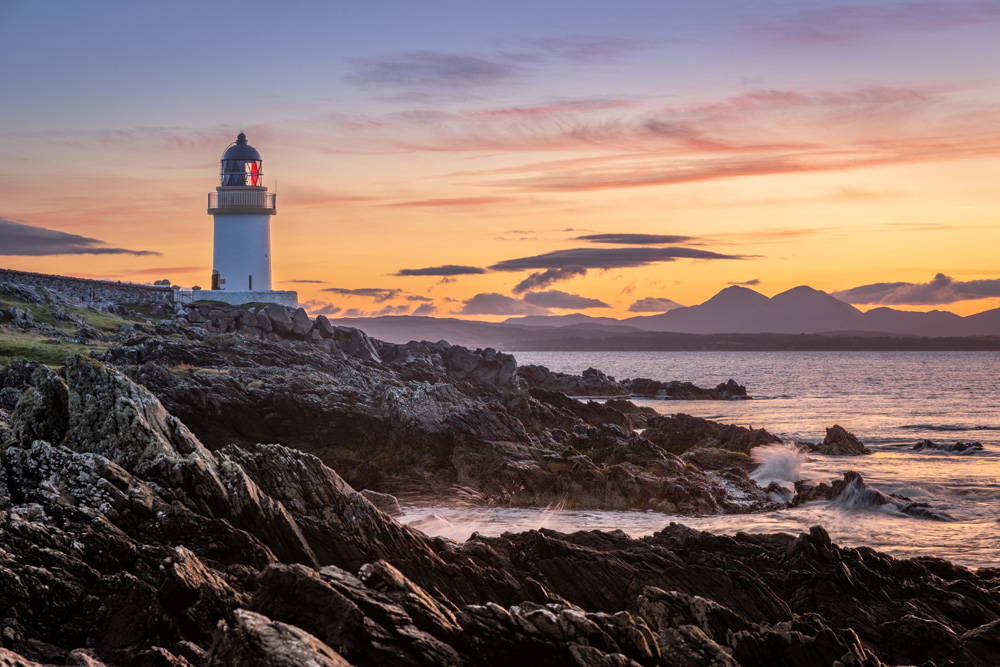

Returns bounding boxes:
[751,444,806,491]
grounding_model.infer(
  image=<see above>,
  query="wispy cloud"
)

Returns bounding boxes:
[523,290,610,309]
[578,233,698,245]
[129,266,201,276]
[382,196,514,208]
[492,247,748,271]
[395,265,486,277]
[301,299,342,317]
[0,219,159,256]
[512,265,588,294]
[411,303,437,316]
[345,51,523,100]
[458,292,550,316]
[728,278,761,286]
[628,297,684,313]
[833,273,1000,305]
[321,287,401,302]
[498,35,644,63]
[757,2,1000,46]
[283,279,327,284]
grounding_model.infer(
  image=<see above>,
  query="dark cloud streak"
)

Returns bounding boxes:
[395,265,486,277]
[0,219,159,257]
[578,233,698,245]
[321,287,401,303]
[523,290,610,309]
[833,273,1000,305]
[493,247,748,272]
[458,293,550,316]
[512,265,588,294]
[628,297,684,312]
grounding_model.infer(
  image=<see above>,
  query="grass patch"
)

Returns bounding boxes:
[167,362,230,376]
[0,290,150,332]
[72,307,130,331]
[0,331,103,366]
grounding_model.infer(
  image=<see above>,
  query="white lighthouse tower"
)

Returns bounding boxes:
[202,132,295,306]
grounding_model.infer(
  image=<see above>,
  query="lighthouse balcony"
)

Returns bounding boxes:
[208,189,276,214]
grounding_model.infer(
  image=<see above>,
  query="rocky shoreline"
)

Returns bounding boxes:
[2,287,998,666]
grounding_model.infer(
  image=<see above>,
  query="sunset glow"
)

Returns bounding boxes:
[2,1,999,319]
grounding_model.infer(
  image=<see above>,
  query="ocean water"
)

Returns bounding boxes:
[402,351,1000,569]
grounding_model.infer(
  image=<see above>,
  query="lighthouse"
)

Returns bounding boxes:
[202,132,296,306]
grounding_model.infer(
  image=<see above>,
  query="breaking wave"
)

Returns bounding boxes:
[750,444,805,491]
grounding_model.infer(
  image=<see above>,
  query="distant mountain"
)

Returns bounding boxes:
[502,313,638,329]
[963,306,1000,335]
[858,308,965,338]
[330,286,998,348]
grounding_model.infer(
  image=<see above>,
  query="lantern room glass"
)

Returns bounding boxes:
[221,159,263,187]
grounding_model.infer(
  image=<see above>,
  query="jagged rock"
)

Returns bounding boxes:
[207,609,353,667]
[642,413,781,455]
[264,304,294,336]
[291,308,313,337]
[334,328,380,364]
[624,377,748,400]
[809,424,869,455]
[797,471,955,521]
[603,399,659,428]
[359,490,403,517]
[517,365,626,396]
[315,315,336,337]
[913,439,984,454]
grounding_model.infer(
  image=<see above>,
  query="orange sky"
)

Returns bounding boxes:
[2,2,999,320]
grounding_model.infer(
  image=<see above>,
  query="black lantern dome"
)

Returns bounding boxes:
[220,132,263,186]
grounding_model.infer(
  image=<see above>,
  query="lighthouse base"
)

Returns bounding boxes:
[178,289,298,308]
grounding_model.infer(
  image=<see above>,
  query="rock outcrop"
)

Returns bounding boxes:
[641,413,782,455]
[1,354,998,666]
[794,471,955,521]
[625,377,748,400]
[806,424,870,456]
[93,335,772,514]
[913,439,984,454]
[517,365,626,396]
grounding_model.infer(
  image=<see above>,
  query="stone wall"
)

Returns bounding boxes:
[0,268,173,305]
[182,289,298,307]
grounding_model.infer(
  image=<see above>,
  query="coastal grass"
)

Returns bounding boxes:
[0,331,102,366]
[1,291,149,332]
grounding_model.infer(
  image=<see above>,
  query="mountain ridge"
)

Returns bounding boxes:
[330,284,1000,346]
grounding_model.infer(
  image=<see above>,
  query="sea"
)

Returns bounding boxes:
[402,351,1000,569]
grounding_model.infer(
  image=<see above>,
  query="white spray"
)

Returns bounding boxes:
[751,444,806,491]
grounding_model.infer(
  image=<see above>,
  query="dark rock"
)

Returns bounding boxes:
[517,365,626,396]
[807,424,869,455]
[0,349,998,666]
[625,377,749,401]
[264,303,294,336]
[603,399,659,428]
[913,439,984,454]
[291,308,313,337]
[797,471,955,521]
[207,609,353,666]
[359,490,404,517]
[642,413,781,455]
[315,315,336,338]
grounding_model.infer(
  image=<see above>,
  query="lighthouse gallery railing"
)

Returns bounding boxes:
[208,190,276,212]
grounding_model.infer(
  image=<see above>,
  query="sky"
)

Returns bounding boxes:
[2,0,999,320]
